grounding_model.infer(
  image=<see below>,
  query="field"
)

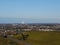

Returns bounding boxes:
[0,37,18,45]
[24,31,60,45]
[0,31,60,45]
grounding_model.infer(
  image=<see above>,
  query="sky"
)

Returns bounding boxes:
[0,0,60,23]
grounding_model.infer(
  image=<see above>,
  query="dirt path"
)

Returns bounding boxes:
[7,37,32,45]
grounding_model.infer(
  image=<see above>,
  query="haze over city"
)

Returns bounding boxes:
[0,0,60,23]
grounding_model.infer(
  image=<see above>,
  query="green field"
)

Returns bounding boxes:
[24,31,60,45]
[0,37,18,45]
[12,31,60,45]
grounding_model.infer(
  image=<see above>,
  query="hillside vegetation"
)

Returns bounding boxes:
[0,37,18,45]
[24,31,60,45]
[12,31,60,45]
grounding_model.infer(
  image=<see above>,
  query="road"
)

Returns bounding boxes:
[7,37,32,45]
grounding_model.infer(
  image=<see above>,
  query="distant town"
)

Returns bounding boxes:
[0,23,60,36]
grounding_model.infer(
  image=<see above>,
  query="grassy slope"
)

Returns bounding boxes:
[24,31,60,45]
[0,37,18,45]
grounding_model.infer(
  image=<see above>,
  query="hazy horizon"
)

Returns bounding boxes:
[0,0,60,23]
[0,17,60,23]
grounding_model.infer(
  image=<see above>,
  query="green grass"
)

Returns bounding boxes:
[0,37,18,45]
[24,31,60,45]
[12,31,60,45]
